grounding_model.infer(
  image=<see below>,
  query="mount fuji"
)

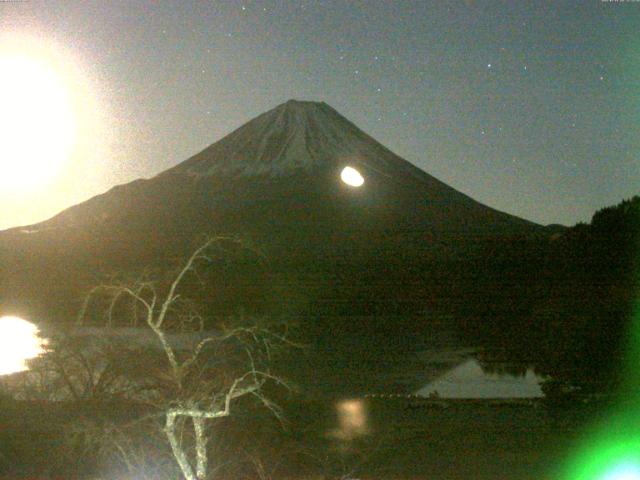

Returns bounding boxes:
[0,100,543,324]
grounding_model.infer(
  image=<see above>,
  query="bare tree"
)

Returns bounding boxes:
[73,237,292,480]
[10,330,134,403]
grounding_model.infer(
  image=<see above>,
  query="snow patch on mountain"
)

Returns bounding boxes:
[169,100,430,183]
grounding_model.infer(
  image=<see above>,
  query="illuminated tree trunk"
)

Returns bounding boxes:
[165,412,197,480]
[193,417,208,480]
[76,237,286,480]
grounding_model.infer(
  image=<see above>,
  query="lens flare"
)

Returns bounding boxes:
[340,166,364,187]
[0,316,48,375]
[602,462,640,480]
[561,200,640,480]
[559,399,640,480]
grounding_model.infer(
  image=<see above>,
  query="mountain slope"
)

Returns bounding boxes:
[39,100,534,234]
[0,99,542,323]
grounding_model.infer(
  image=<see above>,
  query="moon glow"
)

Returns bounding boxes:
[0,54,75,193]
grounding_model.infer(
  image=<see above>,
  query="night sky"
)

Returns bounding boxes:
[1,1,638,229]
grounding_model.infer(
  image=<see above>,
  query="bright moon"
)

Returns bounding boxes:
[0,54,75,193]
[0,316,48,375]
[340,166,364,187]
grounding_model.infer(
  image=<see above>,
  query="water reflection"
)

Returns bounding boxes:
[0,316,48,375]
[330,399,369,440]
[417,358,546,399]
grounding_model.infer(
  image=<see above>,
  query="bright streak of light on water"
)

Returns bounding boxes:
[0,316,48,375]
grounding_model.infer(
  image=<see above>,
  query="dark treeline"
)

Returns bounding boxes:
[145,196,640,397]
[9,193,638,398]
[457,196,640,394]
[2,199,638,478]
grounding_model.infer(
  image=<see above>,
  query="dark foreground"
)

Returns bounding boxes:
[0,394,603,480]
[283,397,602,480]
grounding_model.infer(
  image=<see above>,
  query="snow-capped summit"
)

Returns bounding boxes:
[170,99,428,182]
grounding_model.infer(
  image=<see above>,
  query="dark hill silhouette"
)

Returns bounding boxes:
[0,100,544,324]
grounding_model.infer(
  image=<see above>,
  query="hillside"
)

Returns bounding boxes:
[0,100,544,324]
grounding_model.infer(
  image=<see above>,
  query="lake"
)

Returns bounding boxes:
[416,358,547,399]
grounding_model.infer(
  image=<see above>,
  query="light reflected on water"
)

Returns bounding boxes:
[331,399,369,440]
[0,316,48,375]
[417,358,545,399]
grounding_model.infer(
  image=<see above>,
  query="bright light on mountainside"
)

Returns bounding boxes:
[340,166,364,187]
